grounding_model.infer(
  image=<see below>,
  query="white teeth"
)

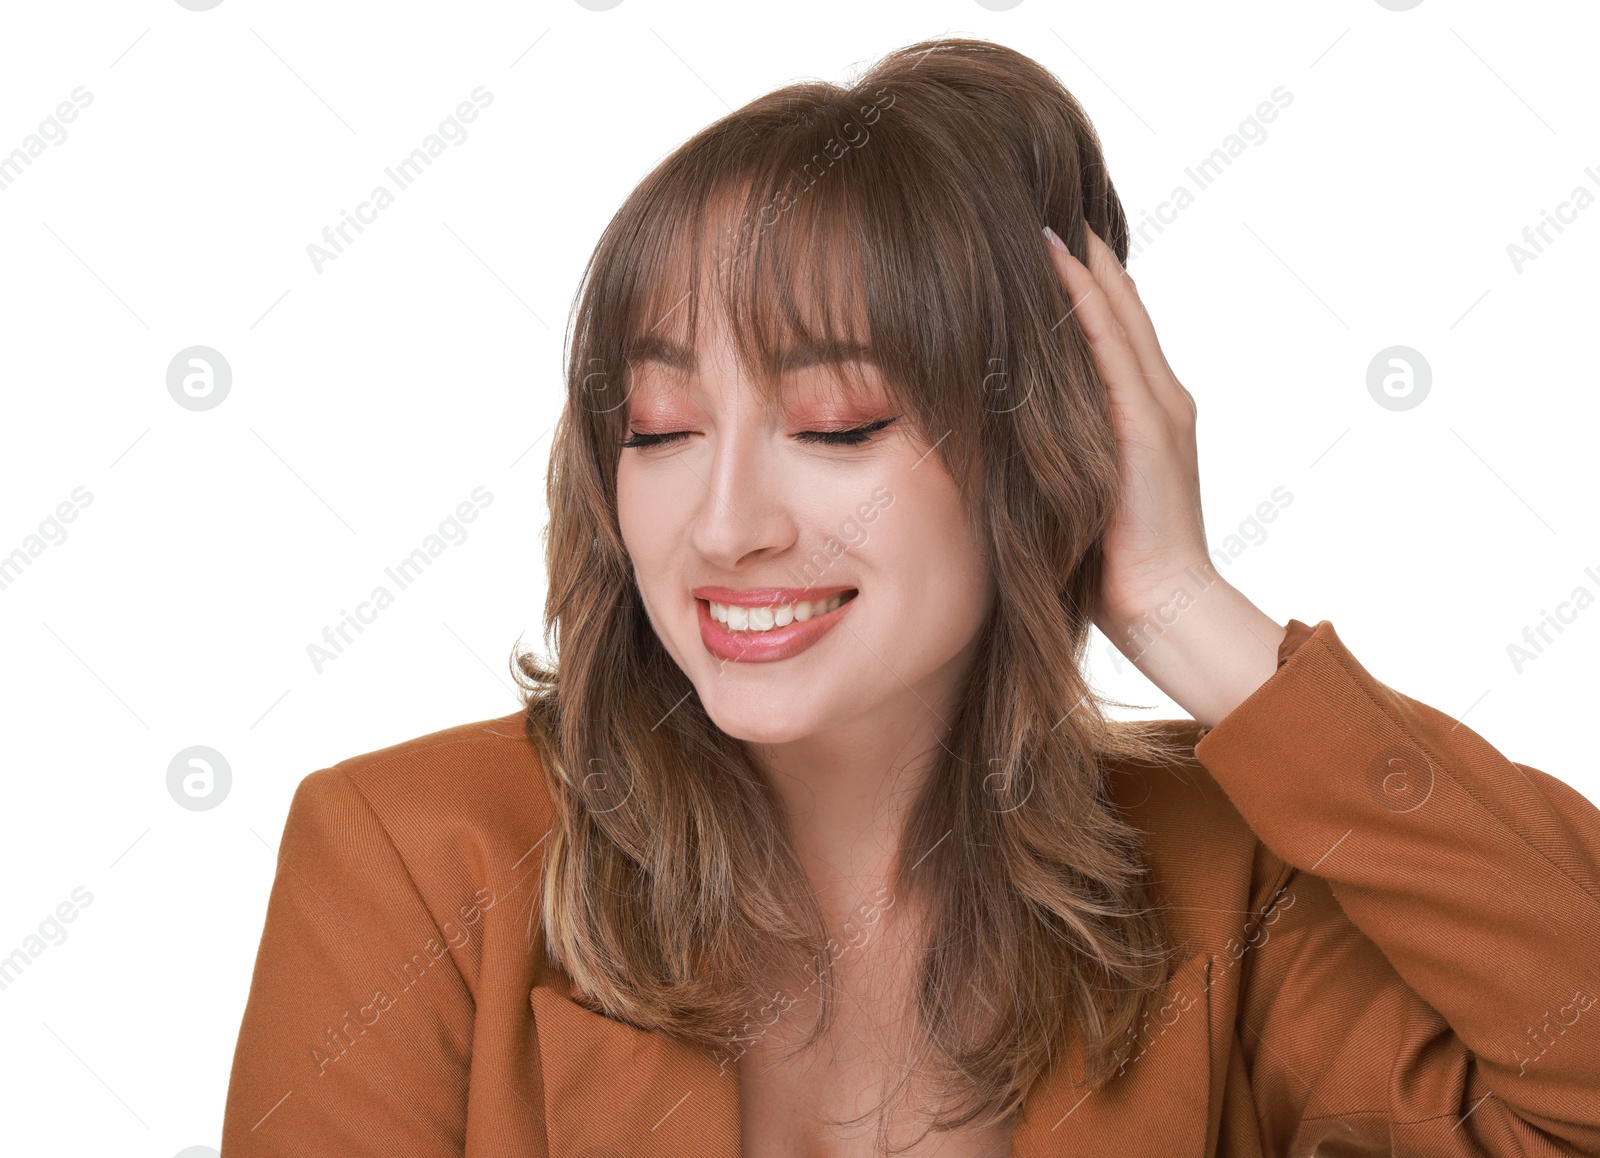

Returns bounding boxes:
[709,593,851,633]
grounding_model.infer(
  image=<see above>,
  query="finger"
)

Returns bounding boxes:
[1079,225,1164,373]
[1042,234,1147,410]
[1079,225,1196,420]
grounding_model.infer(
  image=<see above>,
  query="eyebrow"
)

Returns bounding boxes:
[623,335,875,373]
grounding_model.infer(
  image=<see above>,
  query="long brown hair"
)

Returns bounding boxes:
[513,35,1196,1149]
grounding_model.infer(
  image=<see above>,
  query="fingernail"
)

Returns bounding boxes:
[1042,224,1069,254]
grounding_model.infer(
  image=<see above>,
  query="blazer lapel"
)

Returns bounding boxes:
[1012,951,1214,1155]
[530,964,741,1157]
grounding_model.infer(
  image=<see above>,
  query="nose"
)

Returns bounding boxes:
[686,404,797,572]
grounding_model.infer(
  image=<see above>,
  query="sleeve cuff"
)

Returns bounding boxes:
[1277,617,1316,667]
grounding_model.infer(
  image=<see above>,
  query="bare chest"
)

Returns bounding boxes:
[740,1070,1014,1157]
[735,962,1014,1158]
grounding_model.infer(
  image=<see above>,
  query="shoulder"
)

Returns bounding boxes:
[286,710,556,930]
[311,709,553,831]
[1104,718,1290,955]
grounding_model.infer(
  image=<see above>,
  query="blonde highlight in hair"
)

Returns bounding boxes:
[514,35,1197,1150]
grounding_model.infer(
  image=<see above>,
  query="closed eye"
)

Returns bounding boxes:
[620,416,900,450]
[618,430,691,450]
[796,416,900,446]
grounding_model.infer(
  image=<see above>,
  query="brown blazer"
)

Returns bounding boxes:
[220,619,1600,1155]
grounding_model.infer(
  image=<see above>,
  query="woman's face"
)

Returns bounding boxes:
[615,306,995,748]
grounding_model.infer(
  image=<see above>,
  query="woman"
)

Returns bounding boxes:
[220,36,1600,1157]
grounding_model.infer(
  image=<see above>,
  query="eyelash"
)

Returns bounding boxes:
[619,416,900,450]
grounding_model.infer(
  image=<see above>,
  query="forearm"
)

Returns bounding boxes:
[1100,569,1286,729]
[1193,617,1600,1153]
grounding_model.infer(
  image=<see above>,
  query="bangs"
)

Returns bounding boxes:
[623,167,891,419]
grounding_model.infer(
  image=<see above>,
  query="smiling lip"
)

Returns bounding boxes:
[692,584,856,607]
[693,585,858,663]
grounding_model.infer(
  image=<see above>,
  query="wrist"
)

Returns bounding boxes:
[1101,576,1285,729]
[1099,558,1228,647]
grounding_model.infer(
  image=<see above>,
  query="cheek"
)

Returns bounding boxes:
[616,460,699,601]
[616,461,667,557]
[615,462,642,549]
[865,476,991,620]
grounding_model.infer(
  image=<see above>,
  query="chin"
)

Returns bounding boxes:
[710,719,807,745]
[695,690,828,746]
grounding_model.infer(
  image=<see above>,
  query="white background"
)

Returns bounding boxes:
[0,0,1595,1151]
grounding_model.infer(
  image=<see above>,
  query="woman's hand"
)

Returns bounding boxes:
[1042,221,1285,728]
[1041,221,1210,640]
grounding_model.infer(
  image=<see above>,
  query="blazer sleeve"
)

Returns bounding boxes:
[1192,619,1600,1156]
[221,766,474,1156]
